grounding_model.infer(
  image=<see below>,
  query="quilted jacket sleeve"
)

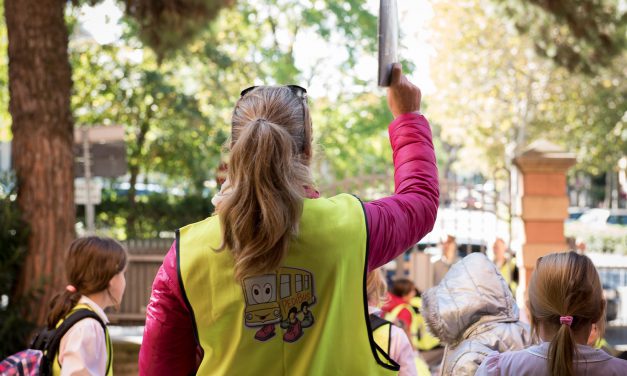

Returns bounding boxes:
[365,112,439,271]
[139,242,200,376]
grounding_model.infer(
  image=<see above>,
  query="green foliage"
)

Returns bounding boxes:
[0,173,34,358]
[83,0,392,196]
[80,189,215,239]
[314,93,393,184]
[494,0,627,75]
[71,42,225,192]
[565,223,627,255]
[428,0,626,177]
[119,0,234,59]
[0,0,10,141]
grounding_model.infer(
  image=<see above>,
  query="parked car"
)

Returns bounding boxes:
[567,207,587,222]
[603,284,619,322]
[577,208,627,227]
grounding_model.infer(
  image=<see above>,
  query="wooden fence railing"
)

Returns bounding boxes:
[109,238,173,324]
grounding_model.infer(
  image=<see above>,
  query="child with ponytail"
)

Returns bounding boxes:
[47,236,127,375]
[476,251,627,376]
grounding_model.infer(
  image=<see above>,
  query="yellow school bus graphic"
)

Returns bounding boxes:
[242,267,316,342]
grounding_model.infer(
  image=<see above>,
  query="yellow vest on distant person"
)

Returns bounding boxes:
[178,194,399,375]
[386,299,440,352]
[371,314,430,376]
[386,303,420,347]
[499,258,518,298]
[52,303,112,376]
[409,296,441,351]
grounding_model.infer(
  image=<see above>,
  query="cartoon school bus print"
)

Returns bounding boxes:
[242,267,316,343]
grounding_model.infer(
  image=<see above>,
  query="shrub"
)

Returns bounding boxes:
[0,172,34,358]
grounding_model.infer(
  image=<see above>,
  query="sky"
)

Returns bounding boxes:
[76,0,435,97]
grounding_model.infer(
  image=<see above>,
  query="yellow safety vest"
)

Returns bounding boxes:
[594,337,613,355]
[370,314,395,368]
[409,297,440,351]
[386,303,419,348]
[370,314,431,376]
[178,194,398,375]
[52,303,112,376]
[499,258,518,298]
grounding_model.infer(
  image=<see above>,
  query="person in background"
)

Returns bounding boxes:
[139,64,439,375]
[476,251,627,376]
[587,322,614,356]
[492,238,518,298]
[409,290,443,370]
[49,237,127,376]
[422,252,532,376]
[383,279,419,344]
[432,235,457,286]
[367,270,422,376]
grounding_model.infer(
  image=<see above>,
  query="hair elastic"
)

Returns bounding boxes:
[66,285,77,293]
[559,316,573,327]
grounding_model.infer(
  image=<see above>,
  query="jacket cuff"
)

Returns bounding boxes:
[388,112,426,132]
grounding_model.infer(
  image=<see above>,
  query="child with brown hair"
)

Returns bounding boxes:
[367,269,421,376]
[476,251,627,376]
[47,236,127,375]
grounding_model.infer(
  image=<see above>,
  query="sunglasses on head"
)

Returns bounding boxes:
[240,85,307,100]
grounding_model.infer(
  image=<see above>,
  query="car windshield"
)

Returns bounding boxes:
[607,215,627,225]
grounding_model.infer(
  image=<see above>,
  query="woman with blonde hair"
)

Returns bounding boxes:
[139,64,439,375]
[476,251,627,376]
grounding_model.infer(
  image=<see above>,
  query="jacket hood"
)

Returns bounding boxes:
[422,252,519,344]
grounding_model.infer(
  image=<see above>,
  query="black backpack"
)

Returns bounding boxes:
[0,309,109,376]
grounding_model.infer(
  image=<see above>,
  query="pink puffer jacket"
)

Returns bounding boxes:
[139,112,439,375]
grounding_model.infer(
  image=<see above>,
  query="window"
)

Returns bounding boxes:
[280,274,291,298]
[304,275,309,289]
[295,274,302,292]
[608,215,627,225]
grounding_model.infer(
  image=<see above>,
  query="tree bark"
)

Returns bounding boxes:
[5,0,74,325]
[126,104,151,239]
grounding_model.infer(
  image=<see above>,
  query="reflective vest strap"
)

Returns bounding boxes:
[386,303,420,348]
[52,304,113,376]
[68,304,112,375]
[386,303,412,323]
[372,324,392,365]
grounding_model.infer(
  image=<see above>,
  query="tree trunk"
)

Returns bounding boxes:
[126,116,150,239]
[5,0,74,326]
[604,171,612,208]
[126,163,139,239]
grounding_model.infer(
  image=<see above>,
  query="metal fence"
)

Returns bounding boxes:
[109,238,173,324]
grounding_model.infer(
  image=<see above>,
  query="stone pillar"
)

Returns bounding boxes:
[513,140,576,288]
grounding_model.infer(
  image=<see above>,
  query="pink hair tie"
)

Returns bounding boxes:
[560,316,573,327]
[66,285,77,293]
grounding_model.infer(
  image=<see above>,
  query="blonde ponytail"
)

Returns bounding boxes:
[218,86,314,282]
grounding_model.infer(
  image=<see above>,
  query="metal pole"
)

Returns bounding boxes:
[82,128,95,234]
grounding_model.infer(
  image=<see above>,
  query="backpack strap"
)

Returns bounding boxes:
[369,313,391,331]
[369,314,393,357]
[46,309,110,374]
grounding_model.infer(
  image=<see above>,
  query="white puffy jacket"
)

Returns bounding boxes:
[422,252,533,376]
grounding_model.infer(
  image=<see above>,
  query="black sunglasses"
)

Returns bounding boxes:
[240,85,307,100]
